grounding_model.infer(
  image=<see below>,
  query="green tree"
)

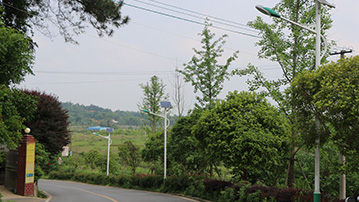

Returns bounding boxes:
[0,85,37,149]
[97,153,120,175]
[141,132,163,175]
[193,91,289,183]
[118,140,141,175]
[178,20,238,109]
[288,55,359,166]
[0,18,34,86]
[168,113,207,176]
[84,150,104,172]
[139,75,168,133]
[0,0,129,43]
[68,154,83,173]
[24,90,71,157]
[34,142,50,181]
[235,0,333,187]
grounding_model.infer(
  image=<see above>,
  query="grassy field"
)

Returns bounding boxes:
[70,127,147,155]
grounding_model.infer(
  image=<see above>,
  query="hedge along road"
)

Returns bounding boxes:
[39,179,199,202]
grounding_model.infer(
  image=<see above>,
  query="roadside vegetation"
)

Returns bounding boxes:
[2,0,359,201]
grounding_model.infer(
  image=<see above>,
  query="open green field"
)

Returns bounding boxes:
[70,127,147,155]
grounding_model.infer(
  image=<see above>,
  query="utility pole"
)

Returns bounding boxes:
[330,48,353,59]
[329,47,353,200]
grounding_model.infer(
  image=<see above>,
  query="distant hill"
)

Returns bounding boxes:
[61,102,143,128]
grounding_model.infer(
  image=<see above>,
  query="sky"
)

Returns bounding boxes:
[17,0,359,114]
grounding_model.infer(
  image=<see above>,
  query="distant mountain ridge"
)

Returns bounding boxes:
[61,102,143,128]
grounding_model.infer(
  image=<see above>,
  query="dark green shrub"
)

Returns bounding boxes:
[163,175,197,193]
[138,175,163,189]
[204,179,233,193]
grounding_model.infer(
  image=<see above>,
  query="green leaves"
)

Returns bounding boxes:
[0,85,37,149]
[118,140,141,174]
[139,75,168,133]
[193,91,289,182]
[178,20,238,109]
[0,20,34,86]
[1,0,129,43]
[288,56,359,153]
[24,90,71,157]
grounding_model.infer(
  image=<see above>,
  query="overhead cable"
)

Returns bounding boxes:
[122,2,261,39]
[132,0,258,33]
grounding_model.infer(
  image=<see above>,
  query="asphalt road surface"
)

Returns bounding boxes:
[39,179,199,202]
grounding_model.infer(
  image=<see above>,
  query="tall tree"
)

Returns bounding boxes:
[0,0,129,43]
[141,131,163,175]
[0,17,37,149]
[139,75,168,133]
[178,20,238,109]
[0,18,34,86]
[288,55,359,163]
[235,0,333,187]
[171,69,186,117]
[288,55,359,198]
[24,90,71,157]
[118,140,141,175]
[168,111,207,176]
[193,91,289,183]
[84,150,104,172]
[0,85,36,149]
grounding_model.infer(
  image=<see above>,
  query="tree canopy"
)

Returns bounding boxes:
[178,20,238,109]
[193,91,289,183]
[118,140,141,174]
[168,113,207,176]
[24,90,71,156]
[0,85,36,148]
[139,75,168,133]
[288,56,359,153]
[0,18,34,86]
[0,0,129,43]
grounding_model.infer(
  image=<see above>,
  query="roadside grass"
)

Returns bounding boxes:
[71,128,146,155]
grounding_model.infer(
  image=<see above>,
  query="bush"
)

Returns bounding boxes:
[162,175,199,193]
[204,179,233,193]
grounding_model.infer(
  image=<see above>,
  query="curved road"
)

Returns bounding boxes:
[39,180,198,202]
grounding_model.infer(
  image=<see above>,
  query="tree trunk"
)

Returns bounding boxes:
[242,169,249,181]
[286,143,295,188]
[339,153,346,199]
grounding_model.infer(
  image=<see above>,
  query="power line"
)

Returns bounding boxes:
[146,0,252,30]
[127,21,259,56]
[132,0,258,33]
[122,2,261,39]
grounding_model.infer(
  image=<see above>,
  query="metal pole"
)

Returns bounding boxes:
[107,133,110,176]
[314,1,321,201]
[164,109,167,180]
[329,49,352,200]
[340,154,346,199]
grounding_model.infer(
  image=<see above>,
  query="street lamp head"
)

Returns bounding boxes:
[255,5,281,18]
[141,109,150,113]
[317,0,335,8]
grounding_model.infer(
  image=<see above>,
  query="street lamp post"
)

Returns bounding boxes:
[88,127,113,176]
[255,2,334,202]
[142,101,172,180]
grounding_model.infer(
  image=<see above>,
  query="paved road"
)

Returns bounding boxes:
[39,180,198,202]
